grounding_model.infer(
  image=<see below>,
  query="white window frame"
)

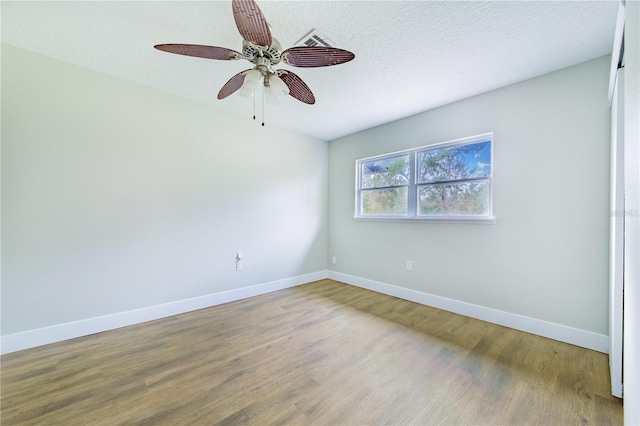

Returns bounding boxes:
[355,133,495,223]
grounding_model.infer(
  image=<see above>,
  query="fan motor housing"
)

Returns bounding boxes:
[243,38,282,66]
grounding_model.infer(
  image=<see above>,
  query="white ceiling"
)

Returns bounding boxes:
[2,1,618,141]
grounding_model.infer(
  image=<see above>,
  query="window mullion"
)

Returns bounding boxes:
[418,176,490,187]
[407,151,416,217]
[360,185,408,191]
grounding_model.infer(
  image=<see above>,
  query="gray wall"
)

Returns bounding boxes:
[328,56,611,335]
[1,44,328,335]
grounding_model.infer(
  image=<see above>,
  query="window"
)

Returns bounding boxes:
[355,133,493,222]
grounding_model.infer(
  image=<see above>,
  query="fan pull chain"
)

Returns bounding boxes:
[252,92,256,121]
[261,84,265,127]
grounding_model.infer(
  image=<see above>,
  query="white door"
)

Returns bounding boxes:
[609,68,624,398]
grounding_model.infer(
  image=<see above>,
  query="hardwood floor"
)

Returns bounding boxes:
[1,279,622,425]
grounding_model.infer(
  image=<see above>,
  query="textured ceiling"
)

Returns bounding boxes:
[2,1,618,141]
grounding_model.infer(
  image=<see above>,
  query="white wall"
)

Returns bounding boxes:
[328,56,611,340]
[1,45,328,341]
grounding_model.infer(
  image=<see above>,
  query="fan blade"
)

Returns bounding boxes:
[232,0,272,48]
[154,44,242,60]
[278,70,315,104]
[218,70,250,99]
[282,46,355,68]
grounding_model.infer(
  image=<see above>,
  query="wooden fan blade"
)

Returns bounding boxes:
[154,44,242,60]
[282,46,355,68]
[232,0,272,48]
[278,70,315,104]
[218,70,250,99]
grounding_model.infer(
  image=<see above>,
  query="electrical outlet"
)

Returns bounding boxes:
[405,260,413,271]
[332,256,337,265]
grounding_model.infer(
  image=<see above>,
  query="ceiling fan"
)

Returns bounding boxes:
[154,0,355,107]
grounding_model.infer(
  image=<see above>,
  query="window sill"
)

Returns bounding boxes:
[353,215,497,224]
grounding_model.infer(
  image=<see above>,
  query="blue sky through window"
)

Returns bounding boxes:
[463,141,491,178]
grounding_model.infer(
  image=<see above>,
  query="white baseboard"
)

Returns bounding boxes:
[328,271,609,353]
[0,270,328,355]
[2,270,608,355]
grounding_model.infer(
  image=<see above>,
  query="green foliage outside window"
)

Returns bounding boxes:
[361,155,409,215]
[417,142,490,216]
